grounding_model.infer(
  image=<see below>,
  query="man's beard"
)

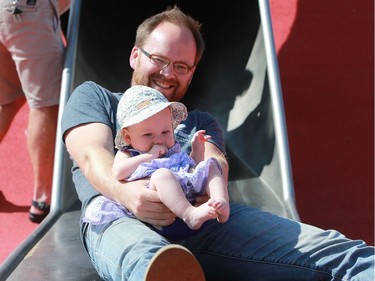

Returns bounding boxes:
[131,68,150,88]
[131,70,186,102]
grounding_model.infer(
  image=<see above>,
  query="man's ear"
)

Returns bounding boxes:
[129,47,139,70]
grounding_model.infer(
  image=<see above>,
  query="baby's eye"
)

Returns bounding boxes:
[162,130,171,135]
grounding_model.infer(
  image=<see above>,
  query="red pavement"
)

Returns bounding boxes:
[0,103,37,263]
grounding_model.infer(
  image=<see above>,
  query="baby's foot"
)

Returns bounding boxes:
[184,202,218,230]
[208,198,230,223]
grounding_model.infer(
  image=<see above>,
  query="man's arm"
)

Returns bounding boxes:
[64,122,175,226]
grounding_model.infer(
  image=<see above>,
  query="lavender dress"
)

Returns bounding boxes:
[83,143,220,225]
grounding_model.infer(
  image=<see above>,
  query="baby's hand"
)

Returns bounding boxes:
[149,144,168,158]
[192,130,211,144]
[190,130,211,163]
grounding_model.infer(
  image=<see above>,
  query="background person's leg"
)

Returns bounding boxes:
[0,40,25,142]
[27,105,58,220]
[0,98,25,142]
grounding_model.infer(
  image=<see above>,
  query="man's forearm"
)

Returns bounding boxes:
[81,146,123,201]
[65,123,124,202]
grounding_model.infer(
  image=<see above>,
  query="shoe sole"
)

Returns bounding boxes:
[144,244,205,281]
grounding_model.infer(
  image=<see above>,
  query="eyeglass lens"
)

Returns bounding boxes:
[141,48,192,74]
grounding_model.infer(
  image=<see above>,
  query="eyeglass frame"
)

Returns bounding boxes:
[139,48,195,75]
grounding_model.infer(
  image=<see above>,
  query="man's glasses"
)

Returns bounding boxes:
[140,48,194,75]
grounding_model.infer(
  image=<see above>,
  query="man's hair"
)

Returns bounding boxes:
[135,5,205,65]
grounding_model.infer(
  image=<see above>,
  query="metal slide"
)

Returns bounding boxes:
[0,0,299,279]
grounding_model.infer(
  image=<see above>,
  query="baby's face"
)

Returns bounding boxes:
[125,108,175,152]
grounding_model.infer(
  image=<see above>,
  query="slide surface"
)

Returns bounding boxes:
[72,0,297,218]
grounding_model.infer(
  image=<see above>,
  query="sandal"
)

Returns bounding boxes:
[29,200,50,224]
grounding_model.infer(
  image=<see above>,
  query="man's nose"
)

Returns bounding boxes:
[160,63,174,76]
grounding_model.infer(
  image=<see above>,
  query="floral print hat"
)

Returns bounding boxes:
[114,85,187,148]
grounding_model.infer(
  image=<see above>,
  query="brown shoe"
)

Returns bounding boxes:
[144,244,205,281]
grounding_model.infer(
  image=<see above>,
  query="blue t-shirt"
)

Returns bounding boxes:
[61,81,226,231]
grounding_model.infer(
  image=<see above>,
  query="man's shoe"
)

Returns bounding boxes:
[144,244,205,281]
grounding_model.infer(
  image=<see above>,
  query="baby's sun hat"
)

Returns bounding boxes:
[115,85,187,148]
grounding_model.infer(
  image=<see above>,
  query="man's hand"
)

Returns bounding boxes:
[116,179,176,226]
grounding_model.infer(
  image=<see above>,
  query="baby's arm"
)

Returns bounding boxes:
[112,145,167,180]
[190,130,211,164]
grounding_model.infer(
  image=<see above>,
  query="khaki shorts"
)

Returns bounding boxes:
[0,0,66,108]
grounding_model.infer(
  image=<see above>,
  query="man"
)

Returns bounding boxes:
[61,6,374,281]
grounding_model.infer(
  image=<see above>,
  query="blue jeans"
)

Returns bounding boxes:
[83,204,374,281]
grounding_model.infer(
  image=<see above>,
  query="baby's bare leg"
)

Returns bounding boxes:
[205,162,230,223]
[150,168,218,230]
